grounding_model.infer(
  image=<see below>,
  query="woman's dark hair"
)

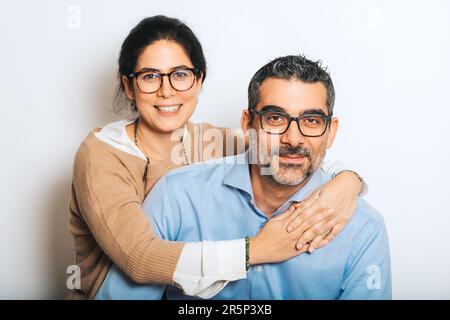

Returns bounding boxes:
[113,15,206,113]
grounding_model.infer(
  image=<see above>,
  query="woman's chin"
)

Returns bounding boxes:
[152,117,189,134]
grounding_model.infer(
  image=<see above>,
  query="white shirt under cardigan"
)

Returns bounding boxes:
[95,119,361,298]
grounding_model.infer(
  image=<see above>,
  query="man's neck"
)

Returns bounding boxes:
[250,164,310,217]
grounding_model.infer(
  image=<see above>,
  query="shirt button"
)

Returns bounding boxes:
[256,266,263,272]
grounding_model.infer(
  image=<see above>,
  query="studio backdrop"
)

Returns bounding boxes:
[0,0,449,299]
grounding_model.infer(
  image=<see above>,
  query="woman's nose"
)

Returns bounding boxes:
[157,75,175,98]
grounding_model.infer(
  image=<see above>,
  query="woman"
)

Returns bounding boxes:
[68,15,366,299]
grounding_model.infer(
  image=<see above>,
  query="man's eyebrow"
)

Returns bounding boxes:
[259,105,286,113]
[259,106,329,116]
[300,108,328,116]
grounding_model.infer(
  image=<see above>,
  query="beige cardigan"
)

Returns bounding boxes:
[68,121,242,299]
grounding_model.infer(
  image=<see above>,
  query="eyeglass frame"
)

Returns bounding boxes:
[249,106,333,137]
[128,67,200,94]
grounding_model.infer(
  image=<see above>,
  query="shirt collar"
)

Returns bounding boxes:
[223,151,328,214]
[222,152,253,196]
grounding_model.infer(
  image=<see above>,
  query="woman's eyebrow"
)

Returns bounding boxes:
[137,65,191,73]
[170,65,190,71]
[136,67,159,73]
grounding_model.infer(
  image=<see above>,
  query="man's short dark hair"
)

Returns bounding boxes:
[248,54,335,120]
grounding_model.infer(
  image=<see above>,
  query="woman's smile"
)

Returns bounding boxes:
[153,104,182,116]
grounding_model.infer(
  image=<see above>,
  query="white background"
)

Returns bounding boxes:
[1,0,449,299]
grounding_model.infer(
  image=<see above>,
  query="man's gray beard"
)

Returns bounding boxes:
[249,139,320,187]
[260,161,314,186]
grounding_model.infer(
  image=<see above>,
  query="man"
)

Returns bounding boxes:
[96,55,391,299]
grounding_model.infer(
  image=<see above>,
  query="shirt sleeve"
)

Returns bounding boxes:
[321,159,369,196]
[339,218,392,300]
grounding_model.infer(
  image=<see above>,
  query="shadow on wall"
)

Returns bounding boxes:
[48,173,74,299]
[48,66,124,299]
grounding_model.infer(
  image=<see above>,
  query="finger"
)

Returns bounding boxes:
[285,201,304,223]
[291,207,334,237]
[294,219,329,250]
[307,234,325,253]
[293,243,309,256]
[322,222,346,244]
[286,196,326,232]
[311,226,333,250]
[292,189,321,215]
[300,201,335,223]
[286,205,306,232]
[276,199,309,226]
[286,189,330,232]
[306,218,336,252]
[292,201,303,209]
[271,204,297,221]
[299,243,309,253]
[319,239,329,247]
[298,244,309,254]
[300,189,321,210]
[313,216,338,247]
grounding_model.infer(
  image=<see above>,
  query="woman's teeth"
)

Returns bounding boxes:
[155,105,181,112]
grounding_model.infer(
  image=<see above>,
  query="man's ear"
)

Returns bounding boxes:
[326,117,339,149]
[241,109,253,134]
[122,76,135,100]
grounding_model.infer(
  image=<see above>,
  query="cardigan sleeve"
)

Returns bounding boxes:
[72,141,185,285]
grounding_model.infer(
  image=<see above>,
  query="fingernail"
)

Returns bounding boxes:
[308,247,315,253]
[296,243,304,250]
[287,226,293,232]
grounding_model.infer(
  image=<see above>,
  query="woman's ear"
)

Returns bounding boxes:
[197,71,204,83]
[122,75,135,100]
[194,72,204,91]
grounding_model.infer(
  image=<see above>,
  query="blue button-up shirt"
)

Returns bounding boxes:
[96,153,392,300]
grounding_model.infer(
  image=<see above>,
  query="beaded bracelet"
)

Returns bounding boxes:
[245,236,250,272]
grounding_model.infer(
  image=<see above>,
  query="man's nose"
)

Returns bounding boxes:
[280,121,306,146]
[157,75,175,98]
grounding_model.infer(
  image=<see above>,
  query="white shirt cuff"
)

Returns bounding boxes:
[173,239,247,299]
